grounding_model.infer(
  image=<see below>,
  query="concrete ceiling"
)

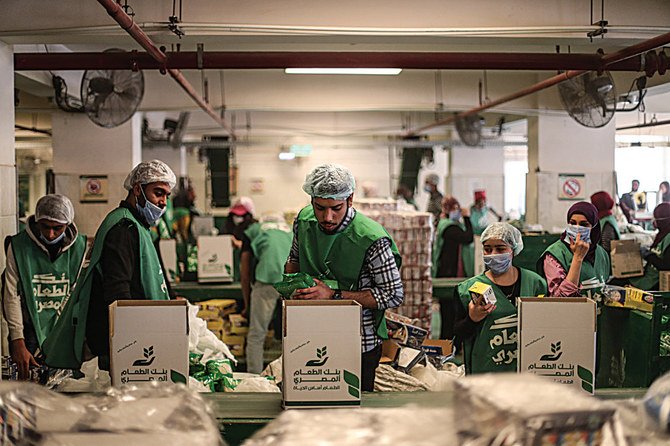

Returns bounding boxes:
[5,0,670,141]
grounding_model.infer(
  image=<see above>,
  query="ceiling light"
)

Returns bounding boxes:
[284,68,402,75]
[278,152,296,161]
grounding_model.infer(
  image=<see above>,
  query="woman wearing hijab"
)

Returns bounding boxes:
[453,223,546,374]
[537,202,610,297]
[432,196,474,279]
[629,202,670,290]
[590,191,621,253]
[658,181,670,205]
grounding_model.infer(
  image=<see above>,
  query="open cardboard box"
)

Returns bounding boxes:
[610,240,644,279]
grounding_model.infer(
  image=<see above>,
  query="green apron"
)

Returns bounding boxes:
[599,215,621,240]
[470,206,489,236]
[538,240,611,296]
[244,222,293,284]
[43,207,170,369]
[10,231,87,348]
[432,218,472,277]
[297,206,401,340]
[629,233,670,290]
[458,269,547,374]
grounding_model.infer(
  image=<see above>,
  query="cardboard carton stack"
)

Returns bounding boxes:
[197,299,248,357]
[360,202,434,331]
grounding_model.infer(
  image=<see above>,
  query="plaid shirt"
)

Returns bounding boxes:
[287,207,404,352]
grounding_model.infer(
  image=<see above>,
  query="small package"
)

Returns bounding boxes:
[228,314,249,335]
[468,282,497,305]
[610,240,644,278]
[197,299,237,317]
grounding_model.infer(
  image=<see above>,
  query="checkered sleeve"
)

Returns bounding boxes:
[286,217,300,265]
[359,237,404,310]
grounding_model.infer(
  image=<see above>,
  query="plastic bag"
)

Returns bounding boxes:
[273,273,316,299]
[643,371,670,434]
[188,303,236,363]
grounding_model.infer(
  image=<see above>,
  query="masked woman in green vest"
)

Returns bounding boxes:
[454,222,547,374]
[590,191,621,253]
[627,202,670,290]
[2,195,87,379]
[538,202,610,297]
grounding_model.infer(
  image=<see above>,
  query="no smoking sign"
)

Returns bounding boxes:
[558,174,585,200]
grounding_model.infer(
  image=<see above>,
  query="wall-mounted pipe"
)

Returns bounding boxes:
[407,30,670,136]
[96,0,234,138]
[14,51,648,72]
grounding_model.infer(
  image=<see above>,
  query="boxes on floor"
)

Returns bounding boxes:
[517,298,596,394]
[228,314,249,335]
[109,300,189,386]
[282,300,362,409]
[610,240,644,279]
[197,235,234,283]
[197,299,237,317]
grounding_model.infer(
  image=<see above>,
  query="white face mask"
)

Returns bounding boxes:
[232,215,245,225]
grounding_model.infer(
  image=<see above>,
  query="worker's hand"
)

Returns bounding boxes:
[570,232,590,261]
[241,305,248,319]
[293,278,334,300]
[174,295,187,301]
[231,237,243,250]
[468,297,495,323]
[461,208,470,218]
[10,339,39,380]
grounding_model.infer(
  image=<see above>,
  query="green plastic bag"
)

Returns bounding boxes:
[273,272,316,299]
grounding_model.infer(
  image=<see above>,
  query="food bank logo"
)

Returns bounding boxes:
[305,346,328,367]
[540,341,562,361]
[132,345,155,366]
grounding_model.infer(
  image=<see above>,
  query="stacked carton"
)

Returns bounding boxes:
[359,200,434,332]
[197,299,247,357]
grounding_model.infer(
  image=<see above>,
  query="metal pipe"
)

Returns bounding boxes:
[616,119,670,131]
[14,124,52,136]
[408,31,670,136]
[13,51,646,71]
[96,0,234,137]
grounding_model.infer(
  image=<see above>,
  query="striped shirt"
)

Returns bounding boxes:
[287,207,404,352]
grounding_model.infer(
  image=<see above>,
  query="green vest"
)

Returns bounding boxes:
[458,269,547,374]
[629,233,670,290]
[538,240,611,294]
[244,221,293,284]
[10,231,87,348]
[470,206,488,236]
[433,218,459,277]
[599,215,621,240]
[43,207,170,369]
[296,206,402,340]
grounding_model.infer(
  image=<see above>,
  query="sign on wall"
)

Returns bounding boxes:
[79,175,108,203]
[558,174,585,201]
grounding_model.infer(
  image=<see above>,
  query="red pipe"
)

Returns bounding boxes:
[96,0,234,137]
[14,51,646,72]
[408,30,670,136]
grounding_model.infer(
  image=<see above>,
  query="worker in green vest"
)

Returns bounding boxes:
[241,214,293,373]
[537,202,610,297]
[628,202,670,290]
[470,189,502,236]
[454,222,546,374]
[432,196,474,278]
[590,191,621,253]
[286,164,404,392]
[2,194,87,379]
[42,160,176,370]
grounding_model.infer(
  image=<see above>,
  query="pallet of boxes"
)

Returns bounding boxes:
[196,299,248,358]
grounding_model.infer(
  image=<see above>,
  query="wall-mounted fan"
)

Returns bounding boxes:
[558,71,616,128]
[81,68,144,128]
[52,49,144,128]
[455,114,484,146]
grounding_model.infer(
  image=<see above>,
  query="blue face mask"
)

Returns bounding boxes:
[448,210,461,221]
[40,230,66,246]
[483,252,513,275]
[565,224,591,244]
[137,187,166,226]
[424,185,432,193]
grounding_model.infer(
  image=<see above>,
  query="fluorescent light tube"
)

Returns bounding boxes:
[278,152,296,160]
[284,68,402,75]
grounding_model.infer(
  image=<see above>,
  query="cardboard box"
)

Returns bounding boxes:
[380,339,401,364]
[282,300,362,409]
[660,271,670,292]
[206,319,225,331]
[517,298,596,394]
[421,339,453,357]
[198,299,237,317]
[197,235,234,283]
[158,239,178,283]
[385,311,428,348]
[109,300,189,386]
[196,309,222,321]
[228,314,249,335]
[610,240,644,278]
[222,333,246,353]
[468,282,497,305]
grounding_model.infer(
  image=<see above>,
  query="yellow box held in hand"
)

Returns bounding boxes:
[468,282,497,305]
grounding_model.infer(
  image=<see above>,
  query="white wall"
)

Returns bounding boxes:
[0,41,16,271]
[52,113,142,236]
[449,146,505,212]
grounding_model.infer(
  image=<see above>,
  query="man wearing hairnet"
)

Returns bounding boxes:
[453,222,546,374]
[42,160,176,371]
[285,164,404,391]
[3,195,87,379]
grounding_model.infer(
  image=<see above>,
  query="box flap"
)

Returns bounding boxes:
[518,297,596,332]
[109,300,188,337]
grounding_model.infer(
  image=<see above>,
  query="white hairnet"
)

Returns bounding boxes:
[481,222,524,256]
[425,173,440,185]
[302,164,355,200]
[123,160,177,191]
[35,194,75,225]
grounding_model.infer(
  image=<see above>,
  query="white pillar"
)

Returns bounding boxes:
[51,113,142,236]
[0,41,16,270]
[448,146,505,212]
[526,114,616,231]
